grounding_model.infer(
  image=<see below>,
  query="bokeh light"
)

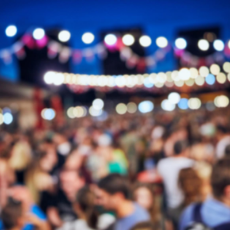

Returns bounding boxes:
[195,76,205,86]
[53,73,65,85]
[82,32,95,44]
[174,80,184,87]
[122,34,135,46]
[92,98,104,110]
[179,68,191,80]
[89,106,103,117]
[3,113,13,125]
[139,35,152,47]
[67,107,75,119]
[223,62,230,73]
[0,114,3,125]
[73,106,87,118]
[41,108,56,120]
[214,95,229,108]
[216,72,226,84]
[213,39,224,51]
[127,102,137,113]
[199,66,209,77]
[175,38,187,49]
[198,39,209,51]
[185,78,195,86]
[178,98,188,110]
[188,98,201,110]
[144,77,154,88]
[138,101,154,113]
[161,99,175,111]
[156,36,168,48]
[58,30,71,42]
[5,25,17,37]
[190,68,199,79]
[205,74,215,85]
[44,71,56,84]
[210,64,220,75]
[33,28,45,40]
[116,103,127,115]
[104,34,117,46]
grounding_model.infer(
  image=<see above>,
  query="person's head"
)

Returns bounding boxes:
[130,221,155,230]
[95,174,130,211]
[224,144,230,157]
[74,186,98,229]
[178,168,202,207]
[132,183,154,211]
[2,198,25,230]
[211,158,230,205]
[60,169,85,201]
[174,140,189,156]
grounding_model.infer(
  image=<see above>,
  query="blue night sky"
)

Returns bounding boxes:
[0,0,230,81]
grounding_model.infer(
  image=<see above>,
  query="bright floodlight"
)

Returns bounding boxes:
[3,113,13,125]
[122,34,135,46]
[44,71,56,84]
[92,98,104,110]
[138,101,154,113]
[161,99,175,111]
[139,35,152,47]
[33,28,45,40]
[5,25,17,37]
[58,30,71,42]
[156,36,168,48]
[104,34,117,46]
[175,38,187,49]
[198,39,209,51]
[213,39,224,51]
[82,32,95,44]
[168,92,181,104]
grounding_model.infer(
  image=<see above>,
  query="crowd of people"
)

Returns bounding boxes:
[0,106,230,230]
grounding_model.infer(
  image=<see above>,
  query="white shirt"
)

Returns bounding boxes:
[157,157,194,209]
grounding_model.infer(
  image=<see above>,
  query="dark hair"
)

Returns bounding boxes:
[211,158,230,199]
[76,186,99,229]
[174,140,189,155]
[130,221,155,230]
[224,144,230,157]
[2,198,23,230]
[98,174,130,199]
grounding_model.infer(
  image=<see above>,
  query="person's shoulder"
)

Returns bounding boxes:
[134,203,150,219]
[179,203,196,230]
[31,204,47,220]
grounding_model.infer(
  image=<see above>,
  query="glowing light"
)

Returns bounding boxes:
[199,66,209,77]
[53,73,64,85]
[195,76,205,86]
[171,70,180,81]
[115,76,126,87]
[223,62,230,73]
[33,28,45,40]
[198,39,209,51]
[168,92,181,104]
[210,64,220,75]
[156,36,168,48]
[166,71,173,82]
[213,39,224,51]
[174,80,184,87]
[127,102,137,113]
[5,25,17,37]
[228,40,230,49]
[122,34,135,46]
[73,106,87,118]
[44,71,56,84]
[0,114,4,125]
[3,113,13,125]
[190,68,199,79]
[139,35,152,47]
[138,101,154,113]
[214,95,229,108]
[82,32,95,44]
[216,72,226,84]
[179,68,191,80]
[156,72,167,83]
[161,99,175,111]
[104,34,117,46]
[67,107,75,119]
[144,77,154,88]
[58,30,71,42]
[185,78,195,86]
[41,108,56,120]
[205,74,215,85]
[178,98,188,110]
[175,38,187,49]
[154,82,164,88]
[116,103,127,115]
[188,98,201,110]
[92,98,104,110]
[89,106,103,117]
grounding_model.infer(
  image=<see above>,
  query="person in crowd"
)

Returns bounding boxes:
[180,158,230,230]
[157,140,195,227]
[224,144,230,157]
[95,174,150,230]
[130,221,155,230]
[1,199,25,230]
[132,183,173,230]
[46,169,85,228]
